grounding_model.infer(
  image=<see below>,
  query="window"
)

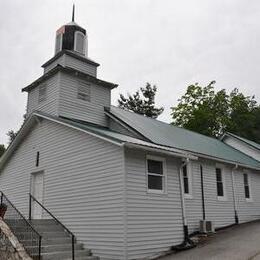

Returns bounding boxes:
[182,164,192,198]
[243,173,251,199]
[147,156,166,193]
[36,152,40,167]
[74,31,86,54]
[216,168,224,198]
[77,80,91,101]
[38,84,47,103]
[55,33,63,54]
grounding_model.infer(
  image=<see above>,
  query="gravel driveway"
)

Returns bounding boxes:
[160,220,260,260]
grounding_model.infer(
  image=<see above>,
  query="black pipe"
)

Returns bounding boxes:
[200,165,206,220]
[184,225,189,240]
[235,210,239,224]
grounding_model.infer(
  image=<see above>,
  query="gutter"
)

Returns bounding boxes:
[124,143,197,160]
[196,153,260,172]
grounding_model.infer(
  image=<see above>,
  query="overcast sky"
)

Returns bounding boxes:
[1,0,260,145]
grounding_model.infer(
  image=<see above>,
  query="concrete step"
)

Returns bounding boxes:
[7,218,99,260]
[34,249,92,260]
[30,219,57,225]
[16,231,70,240]
[27,243,87,253]
[13,224,64,233]
[63,257,99,260]
[21,237,73,246]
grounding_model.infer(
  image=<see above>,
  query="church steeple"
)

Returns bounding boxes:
[72,4,75,22]
[55,5,88,56]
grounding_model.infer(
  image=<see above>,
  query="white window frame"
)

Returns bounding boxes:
[243,170,253,202]
[38,84,47,103]
[55,33,63,54]
[216,164,227,201]
[146,155,167,194]
[182,162,193,199]
[74,31,86,54]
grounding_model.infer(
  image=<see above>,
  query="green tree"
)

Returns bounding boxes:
[7,130,18,144]
[0,144,5,157]
[171,81,260,140]
[118,83,164,119]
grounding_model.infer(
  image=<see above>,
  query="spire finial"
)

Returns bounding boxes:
[72,4,75,22]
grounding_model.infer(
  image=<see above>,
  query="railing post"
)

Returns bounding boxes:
[29,194,32,221]
[38,236,42,260]
[72,235,75,260]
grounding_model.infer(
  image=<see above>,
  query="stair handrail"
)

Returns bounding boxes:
[0,191,42,259]
[29,193,75,260]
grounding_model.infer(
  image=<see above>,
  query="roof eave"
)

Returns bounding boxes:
[41,50,100,68]
[22,65,118,92]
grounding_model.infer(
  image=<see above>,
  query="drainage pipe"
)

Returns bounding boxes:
[231,164,239,224]
[172,158,195,251]
[200,165,206,221]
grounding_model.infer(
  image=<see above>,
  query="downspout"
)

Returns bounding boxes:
[231,164,239,224]
[200,165,206,221]
[179,159,189,241]
[172,158,195,250]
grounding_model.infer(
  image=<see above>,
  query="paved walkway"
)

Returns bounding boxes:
[160,220,260,260]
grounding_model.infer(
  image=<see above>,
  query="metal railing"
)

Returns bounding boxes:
[29,193,75,260]
[0,191,42,259]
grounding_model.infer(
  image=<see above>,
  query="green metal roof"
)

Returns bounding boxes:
[224,132,260,151]
[107,106,260,169]
[36,113,192,158]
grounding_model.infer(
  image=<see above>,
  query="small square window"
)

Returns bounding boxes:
[77,80,91,101]
[38,84,47,103]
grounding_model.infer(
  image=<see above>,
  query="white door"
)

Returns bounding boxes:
[31,172,44,219]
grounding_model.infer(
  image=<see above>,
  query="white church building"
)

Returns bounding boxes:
[1,12,260,260]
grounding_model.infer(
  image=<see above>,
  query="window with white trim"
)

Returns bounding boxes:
[74,31,86,54]
[216,167,225,198]
[77,80,91,102]
[243,173,251,199]
[182,164,192,197]
[55,33,63,54]
[216,167,224,197]
[38,84,47,103]
[147,156,165,192]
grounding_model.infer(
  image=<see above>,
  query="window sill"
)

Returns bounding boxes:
[147,189,166,195]
[217,196,227,201]
[246,198,253,203]
[184,194,193,199]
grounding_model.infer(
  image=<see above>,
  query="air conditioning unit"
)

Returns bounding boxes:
[200,220,215,233]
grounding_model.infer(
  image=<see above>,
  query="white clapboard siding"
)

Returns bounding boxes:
[59,72,110,126]
[124,149,184,259]
[26,74,59,116]
[43,54,97,77]
[224,136,260,162]
[234,169,260,223]
[64,54,97,77]
[199,161,235,228]
[0,119,125,260]
[184,160,260,233]
[184,161,203,233]
[43,55,66,74]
